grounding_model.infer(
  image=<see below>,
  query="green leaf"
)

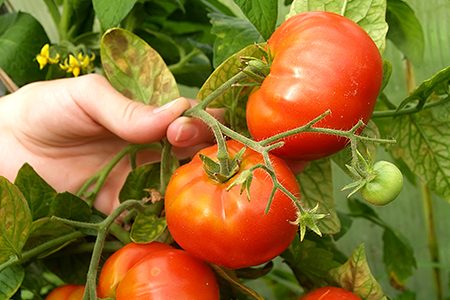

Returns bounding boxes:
[14,163,57,220]
[0,12,49,86]
[45,252,92,285]
[0,265,24,299]
[330,244,386,300]
[347,198,380,220]
[287,0,388,53]
[24,218,75,252]
[119,163,161,203]
[197,43,266,133]
[101,28,179,105]
[49,192,91,222]
[383,228,417,287]
[209,12,263,67]
[387,110,450,201]
[233,0,278,40]
[296,159,340,234]
[130,213,167,243]
[0,177,32,265]
[386,0,424,65]
[93,0,137,30]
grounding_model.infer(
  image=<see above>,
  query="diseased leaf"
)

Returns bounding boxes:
[119,163,161,203]
[130,213,167,243]
[0,265,24,299]
[383,228,417,287]
[297,159,340,234]
[0,177,32,265]
[14,163,56,220]
[386,0,424,65]
[330,244,386,300]
[93,0,137,30]
[101,28,179,105]
[197,43,266,133]
[287,0,388,52]
[233,0,278,40]
[49,192,91,222]
[209,12,262,67]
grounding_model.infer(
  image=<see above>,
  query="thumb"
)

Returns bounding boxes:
[70,74,191,143]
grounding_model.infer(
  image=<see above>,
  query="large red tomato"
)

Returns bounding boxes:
[97,242,172,298]
[115,247,219,299]
[46,284,84,300]
[301,286,361,299]
[165,140,299,269]
[246,12,383,160]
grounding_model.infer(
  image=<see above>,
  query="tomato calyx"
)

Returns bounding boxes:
[199,147,246,183]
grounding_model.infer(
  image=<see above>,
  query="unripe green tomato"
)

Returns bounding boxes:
[361,161,403,206]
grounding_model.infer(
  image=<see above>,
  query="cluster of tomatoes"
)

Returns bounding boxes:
[47,11,383,300]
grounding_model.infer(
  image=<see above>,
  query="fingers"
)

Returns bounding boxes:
[69,74,191,144]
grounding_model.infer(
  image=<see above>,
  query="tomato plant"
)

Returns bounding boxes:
[300,286,361,300]
[97,242,172,298]
[246,11,383,160]
[165,140,299,269]
[45,285,84,300]
[115,246,219,300]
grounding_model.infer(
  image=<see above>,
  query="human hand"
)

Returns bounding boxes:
[0,74,221,214]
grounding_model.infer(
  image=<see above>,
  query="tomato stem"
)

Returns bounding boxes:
[372,96,450,118]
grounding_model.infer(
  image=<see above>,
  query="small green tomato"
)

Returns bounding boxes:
[361,161,403,206]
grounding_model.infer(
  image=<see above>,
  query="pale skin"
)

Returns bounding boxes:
[0,74,222,214]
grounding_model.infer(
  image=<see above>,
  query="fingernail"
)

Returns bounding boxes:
[153,98,185,114]
[175,122,199,143]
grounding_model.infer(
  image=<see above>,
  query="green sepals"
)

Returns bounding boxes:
[200,147,245,183]
[226,169,253,200]
[294,204,327,241]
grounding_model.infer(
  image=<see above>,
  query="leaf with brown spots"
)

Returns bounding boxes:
[101,28,179,105]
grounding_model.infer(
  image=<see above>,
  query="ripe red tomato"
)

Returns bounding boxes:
[115,247,219,300]
[301,286,361,300]
[97,242,172,298]
[246,12,383,160]
[46,284,84,300]
[165,140,299,269]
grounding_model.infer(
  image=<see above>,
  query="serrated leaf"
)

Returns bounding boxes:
[209,12,263,68]
[330,244,386,300]
[0,265,24,299]
[233,0,278,40]
[130,213,167,243]
[287,0,388,52]
[388,110,450,201]
[0,177,32,265]
[14,163,56,220]
[101,28,179,105]
[49,192,91,222]
[93,0,137,30]
[383,228,417,287]
[119,163,161,203]
[296,159,340,234]
[386,0,424,65]
[197,43,266,133]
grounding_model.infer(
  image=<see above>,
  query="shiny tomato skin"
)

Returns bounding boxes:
[115,248,219,300]
[46,285,84,300]
[97,242,172,298]
[165,140,299,269]
[246,12,383,160]
[301,286,361,300]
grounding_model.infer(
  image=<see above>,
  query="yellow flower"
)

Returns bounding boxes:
[35,44,60,70]
[59,52,95,77]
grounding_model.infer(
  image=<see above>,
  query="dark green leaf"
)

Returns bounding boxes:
[383,228,417,287]
[14,163,57,220]
[21,261,60,297]
[233,0,278,40]
[297,159,340,234]
[209,12,262,67]
[101,28,179,105]
[347,198,380,220]
[0,12,49,86]
[394,290,416,300]
[287,0,388,52]
[386,0,424,65]
[235,262,273,280]
[49,192,91,222]
[24,218,75,252]
[93,0,137,30]
[119,163,161,203]
[45,252,91,285]
[381,60,393,92]
[0,177,32,265]
[0,265,24,299]
[130,213,167,243]
[330,244,386,300]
